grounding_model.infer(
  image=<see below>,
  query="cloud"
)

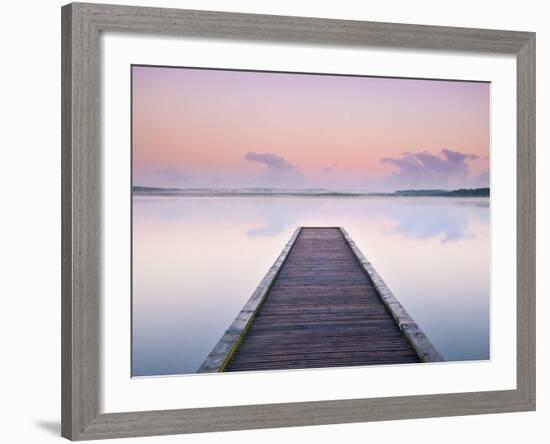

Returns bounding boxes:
[245,152,295,172]
[472,169,490,187]
[380,149,479,188]
[244,151,304,187]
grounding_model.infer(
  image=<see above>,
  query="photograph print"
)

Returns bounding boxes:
[131,65,490,377]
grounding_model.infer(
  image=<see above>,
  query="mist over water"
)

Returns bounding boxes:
[132,196,490,377]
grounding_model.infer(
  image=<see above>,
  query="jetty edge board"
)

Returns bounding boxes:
[339,227,443,362]
[197,227,302,373]
[198,226,442,373]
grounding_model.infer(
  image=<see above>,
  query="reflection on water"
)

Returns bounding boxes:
[132,196,490,376]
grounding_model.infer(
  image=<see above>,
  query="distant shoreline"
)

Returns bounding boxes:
[132,186,490,198]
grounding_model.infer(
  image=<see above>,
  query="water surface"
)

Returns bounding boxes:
[132,196,490,376]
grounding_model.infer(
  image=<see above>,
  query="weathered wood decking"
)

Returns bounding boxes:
[199,227,442,373]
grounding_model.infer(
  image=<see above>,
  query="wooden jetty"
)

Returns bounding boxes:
[199,227,442,373]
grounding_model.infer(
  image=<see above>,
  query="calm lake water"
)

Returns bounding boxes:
[132,196,490,376]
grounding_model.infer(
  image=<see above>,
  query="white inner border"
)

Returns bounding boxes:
[101,32,517,414]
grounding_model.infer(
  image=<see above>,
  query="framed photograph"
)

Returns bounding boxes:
[61,2,535,440]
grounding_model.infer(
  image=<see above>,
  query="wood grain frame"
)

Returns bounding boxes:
[61,2,536,440]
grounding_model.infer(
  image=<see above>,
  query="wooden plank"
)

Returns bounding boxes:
[213,227,441,372]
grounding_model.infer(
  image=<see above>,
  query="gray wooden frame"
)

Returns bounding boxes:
[61,2,536,440]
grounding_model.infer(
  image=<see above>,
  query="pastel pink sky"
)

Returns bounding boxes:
[132,66,490,191]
